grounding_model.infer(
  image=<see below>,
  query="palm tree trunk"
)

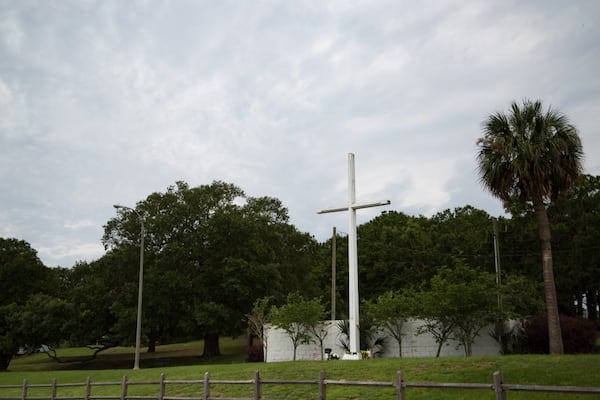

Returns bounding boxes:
[533,199,564,354]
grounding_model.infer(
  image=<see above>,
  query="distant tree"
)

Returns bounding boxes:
[0,238,53,370]
[358,211,434,299]
[13,294,72,356]
[499,274,545,319]
[303,301,329,361]
[416,260,498,357]
[494,176,600,321]
[413,282,457,358]
[477,99,583,354]
[548,174,600,320]
[247,297,273,362]
[0,304,18,370]
[0,238,49,306]
[143,267,194,352]
[363,289,416,357]
[429,206,494,269]
[67,251,139,351]
[270,293,323,361]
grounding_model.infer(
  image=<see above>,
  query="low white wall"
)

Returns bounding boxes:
[265,319,501,362]
[265,321,346,362]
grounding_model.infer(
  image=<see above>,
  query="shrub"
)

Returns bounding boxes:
[490,321,528,354]
[245,343,264,362]
[525,314,598,354]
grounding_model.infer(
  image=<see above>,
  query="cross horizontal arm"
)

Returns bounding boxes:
[317,200,390,214]
[317,206,348,214]
[353,199,391,210]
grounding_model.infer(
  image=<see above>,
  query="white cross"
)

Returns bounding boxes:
[318,153,390,359]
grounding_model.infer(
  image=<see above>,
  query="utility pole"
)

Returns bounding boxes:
[493,218,502,311]
[331,226,336,321]
[493,218,505,347]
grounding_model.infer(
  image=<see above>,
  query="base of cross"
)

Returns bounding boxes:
[342,352,362,360]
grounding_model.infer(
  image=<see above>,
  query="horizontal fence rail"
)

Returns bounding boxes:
[1,371,600,400]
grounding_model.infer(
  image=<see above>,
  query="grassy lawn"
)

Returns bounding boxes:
[1,339,599,400]
[7,337,248,371]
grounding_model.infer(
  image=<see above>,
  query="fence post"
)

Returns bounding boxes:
[85,377,91,400]
[158,374,165,400]
[395,371,405,400]
[493,371,506,400]
[21,379,27,400]
[319,370,326,400]
[120,375,128,400]
[254,370,261,400]
[203,372,210,400]
[51,378,57,400]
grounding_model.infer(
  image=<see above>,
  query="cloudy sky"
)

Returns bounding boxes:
[1,1,599,268]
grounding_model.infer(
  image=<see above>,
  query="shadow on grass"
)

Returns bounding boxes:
[11,338,250,371]
[52,354,243,371]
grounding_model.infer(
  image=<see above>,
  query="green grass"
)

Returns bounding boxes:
[7,338,248,371]
[1,340,599,400]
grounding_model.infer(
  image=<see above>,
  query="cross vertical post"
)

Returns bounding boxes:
[347,153,359,357]
[318,153,390,358]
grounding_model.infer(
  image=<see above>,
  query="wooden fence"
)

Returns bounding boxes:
[1,371,600,400]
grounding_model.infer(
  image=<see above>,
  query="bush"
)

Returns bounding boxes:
[245,343,264,362]
[525,314,598,353]
[490,321,528,354]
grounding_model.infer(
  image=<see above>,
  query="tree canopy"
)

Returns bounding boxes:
[102,181,320,357]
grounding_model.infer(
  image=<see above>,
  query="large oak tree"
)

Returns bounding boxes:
[103,181,319,357]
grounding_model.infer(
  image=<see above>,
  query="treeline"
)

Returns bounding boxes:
[1,175,599,370]
[330,175,600,323]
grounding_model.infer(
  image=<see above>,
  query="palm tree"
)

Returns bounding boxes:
[476,99,583,355]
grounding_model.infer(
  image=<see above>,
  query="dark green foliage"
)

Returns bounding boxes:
[245,343,264,362]
[357,211,435,299]
[0,238,49,306]
[363,289,417,357]
[490,322,529,355]
[429,206,495,271]
[525,314,598,354]
[102,181,321,357]
[415,260,498,357]
[336,316,387,356]
[0,238,60,371]
[549,174,600,320]
[270,293,325,361]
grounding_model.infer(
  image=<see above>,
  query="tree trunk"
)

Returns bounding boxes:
[464,341,473,357]
[202,333,221,357]
[435,341,443,358]
[533,199,564,355]
[575,292,583,317]
[0,352,12,371]
[588,289,598,321]
[147,338,156,353]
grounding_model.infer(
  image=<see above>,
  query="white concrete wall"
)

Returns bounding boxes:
[265,321,347,362]
[265,319,501,362]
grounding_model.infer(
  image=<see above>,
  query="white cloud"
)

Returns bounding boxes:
[0,12,24,53]
[0,78,26,138]
[38,241,105,267]
[0,0,598,267]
